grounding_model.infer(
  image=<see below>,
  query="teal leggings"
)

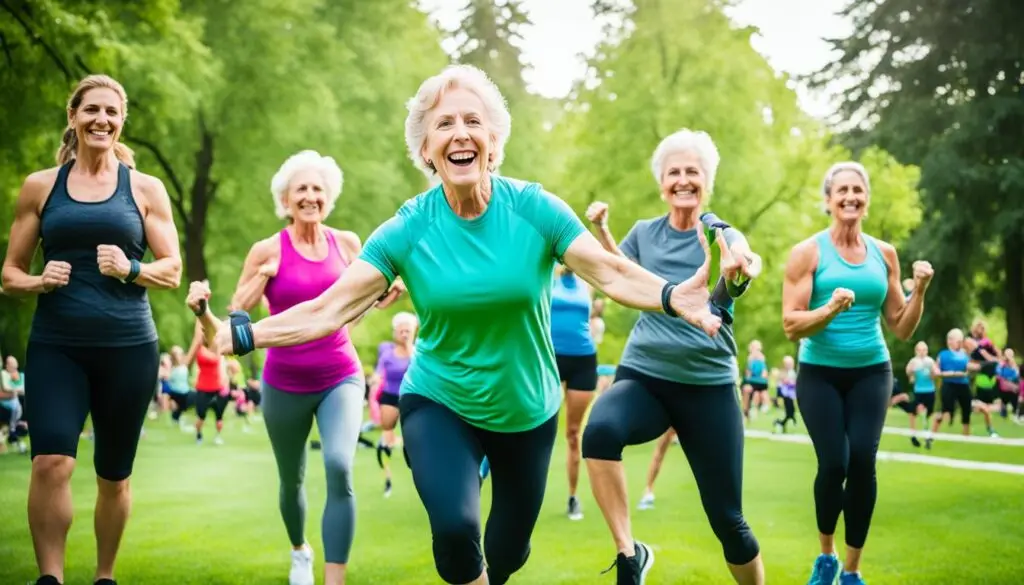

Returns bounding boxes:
[262,375,364,563]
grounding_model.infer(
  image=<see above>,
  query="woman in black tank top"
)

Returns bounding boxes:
[1,75,182,585]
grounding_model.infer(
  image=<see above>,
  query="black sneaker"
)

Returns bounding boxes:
[567,495,583,521]
[95,580,117,585]
[910,436,921,447]
[602,541,655,584]
[34,577,61,585]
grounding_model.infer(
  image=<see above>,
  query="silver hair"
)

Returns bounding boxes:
[270,150,343,220]
[392,311,418,329]
[820,161,871,214]
[650,129,721,194]
[404,64,512,178]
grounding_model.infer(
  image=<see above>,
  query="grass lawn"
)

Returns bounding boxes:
[0,405,1020,584]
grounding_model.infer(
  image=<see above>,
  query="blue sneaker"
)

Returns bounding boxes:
[807,553,842,585]
[839,572,866,585]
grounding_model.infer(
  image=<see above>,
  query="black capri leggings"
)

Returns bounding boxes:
[399,393,558,585]
[25,341,160,481]
[581,366,760,566]
[941,382,972,425]
[796,361,891,549]
[195,390,229,421]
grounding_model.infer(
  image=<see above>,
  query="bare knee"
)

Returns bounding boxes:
[565,424,582,451]
[32,455,76,486]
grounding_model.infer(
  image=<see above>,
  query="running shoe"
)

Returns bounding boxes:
[567,495,583,520]
[637,491,655,511]
[289,545,315,585]
[602,541,654,584]
[839,572,866,585]
[807,553,842,585]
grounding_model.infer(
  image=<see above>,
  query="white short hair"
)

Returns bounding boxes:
[820,161,870,214]
[392,311,418,329]
[650,129,721,194]
[404,64,512,178]
[270,150,344,220]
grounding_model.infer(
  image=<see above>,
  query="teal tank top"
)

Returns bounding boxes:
[798,230,890,368]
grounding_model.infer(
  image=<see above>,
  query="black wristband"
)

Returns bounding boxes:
[124,258,142,283]
[661,282,679,317]
[229,310,255,356]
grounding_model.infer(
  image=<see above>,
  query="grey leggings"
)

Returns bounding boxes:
[262,375,364,564]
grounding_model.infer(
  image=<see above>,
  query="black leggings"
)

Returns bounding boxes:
[399,394,558,585]
[941,382,972,424]
[25,341,160,481]
[195,390,229,421]
[796,361,891,549]
[581,366,760,566]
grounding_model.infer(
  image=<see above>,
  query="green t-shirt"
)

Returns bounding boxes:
[360,175,586,432]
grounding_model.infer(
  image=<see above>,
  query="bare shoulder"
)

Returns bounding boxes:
[872,237,899,265]
[20,167,62,212]
[332,229,362,254]
[250,233,281,262]
[129,170,168,198]
[786,237,820,272]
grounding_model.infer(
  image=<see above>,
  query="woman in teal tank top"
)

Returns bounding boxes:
[782,162,934,585]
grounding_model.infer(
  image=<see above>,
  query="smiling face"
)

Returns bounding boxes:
[70,87,124,154]
[659,151,706,212]
[947,329,963,351]
[915,341,928,357]
[421,87,493,189]
[283,168,328,225]
[826,169,869,222]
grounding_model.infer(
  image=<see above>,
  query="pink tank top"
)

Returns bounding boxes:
[262,228,361,393]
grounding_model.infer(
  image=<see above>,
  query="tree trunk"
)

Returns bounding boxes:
[185,114,216,283]
[1004,229,1024,351]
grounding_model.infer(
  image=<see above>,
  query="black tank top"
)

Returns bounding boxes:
[30,161,157,347]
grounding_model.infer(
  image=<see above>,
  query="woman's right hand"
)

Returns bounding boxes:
[186,280,211,315]
[40,260,71,292]
[585,201,609,226]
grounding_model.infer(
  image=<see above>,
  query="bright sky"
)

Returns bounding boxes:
[418,0,852,120]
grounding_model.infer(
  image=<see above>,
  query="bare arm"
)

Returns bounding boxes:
[593,224,626,258]
[880,244,924,341]
[251,259,389,349]
[562,233,666,312]
[135,175,182,289]
[231,239,275,312]
[2,172,52,295]
[782,241,841,341]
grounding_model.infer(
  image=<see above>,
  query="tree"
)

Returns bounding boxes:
[813,0,1024,350]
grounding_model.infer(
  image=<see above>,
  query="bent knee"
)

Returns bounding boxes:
[31,454,76,484]
[711,514,760,565]
[433,517,483,584]
[581,419,625,461]
[324,457,355,494]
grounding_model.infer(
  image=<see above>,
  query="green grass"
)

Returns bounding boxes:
[0,406,1020,584]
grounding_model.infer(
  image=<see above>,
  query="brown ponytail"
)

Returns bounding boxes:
[57,74,135,169]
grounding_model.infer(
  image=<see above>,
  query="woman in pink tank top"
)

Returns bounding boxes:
[190,150,401,585]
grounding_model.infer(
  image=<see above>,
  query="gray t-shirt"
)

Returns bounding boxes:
[619,215,740,386]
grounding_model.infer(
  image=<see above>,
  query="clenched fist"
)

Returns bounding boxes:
[911,260,933,290]
[41,261,71,292]
[186,280,211,315]
[97,245,131,280]
[828,287,855,313]
[585,201,609,226]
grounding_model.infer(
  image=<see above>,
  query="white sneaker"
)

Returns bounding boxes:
[289,545,315,585]
[214,435,224,446]
[637,491,655,510]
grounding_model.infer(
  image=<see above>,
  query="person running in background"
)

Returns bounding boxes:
[375,311,417,497]
[1,355,28,453]
[930,328,977,444]
[191,321,230,446]
[997,348,1020,422]
[773,356,798,433]
[965,322,1000,437]
[635,429,677,511]
[903,341,938,447]
[741,340,769,421]
[166,345,194,431]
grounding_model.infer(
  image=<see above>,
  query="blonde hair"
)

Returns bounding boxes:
[392,312,418,329]
[404,64,511,178]
[57,75,135,169]
[269,150,344,220]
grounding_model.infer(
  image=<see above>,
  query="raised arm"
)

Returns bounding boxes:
[584,202,627,258]
[2,171,67,296]
[248,259,389,350]
[782,239,850,341]
[563,230,720,335]
[134,175,183,289]
[880,243,932,341]
[231,239,277,312]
